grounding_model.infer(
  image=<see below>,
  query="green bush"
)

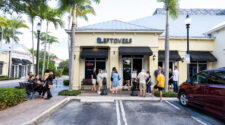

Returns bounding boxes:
[58,90,81,96]
[63,80,70,86]
[55,69,63,77]
[154,91,178,97]
[0,88,26,110]
[0,76,20,81]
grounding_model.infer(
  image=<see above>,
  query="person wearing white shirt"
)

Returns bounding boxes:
[137,69,149,97]
[173,66,179,93]
[97,69,104,94]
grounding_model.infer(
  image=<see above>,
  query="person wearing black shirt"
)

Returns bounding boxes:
[34,75,44,97]
[124,69,131,90]
[169,68,173,90]
[91,68,97,91]
[42,70,55,100]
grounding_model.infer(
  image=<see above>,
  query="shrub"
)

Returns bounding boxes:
[63,80,70,86]
[0,76,20,81]
[58,90,81,96]
[0,88,26,110]
[154,91,178,97]
[55,69,63,77]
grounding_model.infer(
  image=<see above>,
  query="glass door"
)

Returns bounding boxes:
[123,58,132,85]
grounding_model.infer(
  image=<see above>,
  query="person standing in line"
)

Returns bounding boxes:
[137,69,148,97]
[91,68,97,92]
[152,71,165,102]
[112,68,120,94]
[146,71,152,95]
[124,69,131,91]
[110,67,116,91]
[154,67,162,83]
[97,69,104,94]
[173,66,179,93]
[169,68,173,90]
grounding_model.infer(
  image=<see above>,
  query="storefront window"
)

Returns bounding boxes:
[85,59,106,79]
[189,61,207,78]
[0,63,3,75]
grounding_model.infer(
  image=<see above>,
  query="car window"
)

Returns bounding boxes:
[208,71,225,85]
[191,72,208,84]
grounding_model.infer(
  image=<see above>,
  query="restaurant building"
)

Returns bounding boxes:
[67,8,225,90]
[0,44,35,78]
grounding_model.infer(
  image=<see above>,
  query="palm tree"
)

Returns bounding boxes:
[37,7,63,79]
[157,0,179,92]
[6,18,28,78]
[0,16,7,55]
[41,35,59,69]
[59,0,100,90]
[2,28,22,43]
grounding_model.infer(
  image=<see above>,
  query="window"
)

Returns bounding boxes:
[191,72,208,84]
[189,61,207,77]
[208,71,225,85]
[85,59,106,79]
[0,63,3,75]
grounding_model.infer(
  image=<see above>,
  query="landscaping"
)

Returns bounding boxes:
[0,76,20,81]
[0,88,26,110]
[63,80,69,86]
[154,91,178,97]
[58,90,81,96]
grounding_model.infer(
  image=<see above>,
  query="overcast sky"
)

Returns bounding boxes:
[15,0,225,60]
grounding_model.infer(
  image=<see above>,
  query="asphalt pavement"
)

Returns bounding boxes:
[39,100,224,125]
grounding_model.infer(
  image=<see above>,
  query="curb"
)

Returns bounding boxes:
[23,97,70,125]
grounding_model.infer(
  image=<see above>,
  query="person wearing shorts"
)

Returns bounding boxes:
[137,69,148,97]
[152,71,165,101]
[91,68,97,91]
[97,69,104,94]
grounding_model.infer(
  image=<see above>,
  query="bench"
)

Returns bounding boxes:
[19,82,38,99]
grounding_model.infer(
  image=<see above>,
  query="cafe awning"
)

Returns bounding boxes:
[158,51,182,61]
[22,59,32,64]
[190,51,217,62]
[80,48,108,59]
[12,58,23,64]
[119,47,153,56]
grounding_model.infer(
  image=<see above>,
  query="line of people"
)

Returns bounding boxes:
[27,70,55,100]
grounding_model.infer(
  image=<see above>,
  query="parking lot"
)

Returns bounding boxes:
[39,99,224,125]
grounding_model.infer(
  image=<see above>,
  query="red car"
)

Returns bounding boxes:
[178,67,225,120]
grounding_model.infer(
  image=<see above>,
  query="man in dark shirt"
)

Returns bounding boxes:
[42,70,55,100]
[91,68,97,91]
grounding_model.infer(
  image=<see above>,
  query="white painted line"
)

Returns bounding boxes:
[80,98,114,102]
[165,100,181,110]
[116,100,121,125]
[191,116,208,125]
[119,100,128,125]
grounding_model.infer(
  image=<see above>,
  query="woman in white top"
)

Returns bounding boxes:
[97,69,104,94]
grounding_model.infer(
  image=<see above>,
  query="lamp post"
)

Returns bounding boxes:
[185,14,191,81]
[36,22,41,75]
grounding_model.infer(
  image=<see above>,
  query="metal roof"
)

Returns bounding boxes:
[130,14,225,38]
[76,20,163,32]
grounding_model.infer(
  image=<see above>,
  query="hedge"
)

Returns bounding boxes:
[0,88,26,110]
[55,69,63,77]
[0,76,20,81]
[58,90,81,96]
[154,91,178,97]
[63,80,69,86]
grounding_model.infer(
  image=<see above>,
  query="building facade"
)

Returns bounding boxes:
[0,44,35,78]
[67,8,225,90]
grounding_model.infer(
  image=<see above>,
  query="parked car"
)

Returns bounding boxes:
[178,67,225,120]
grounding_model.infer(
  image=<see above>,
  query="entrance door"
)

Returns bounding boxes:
[133,59,142,75]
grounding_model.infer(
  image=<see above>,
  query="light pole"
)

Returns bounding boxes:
[36,22,41,76]
[185,14,191,81]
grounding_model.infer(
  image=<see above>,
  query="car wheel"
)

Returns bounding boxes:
[179,92,189,106]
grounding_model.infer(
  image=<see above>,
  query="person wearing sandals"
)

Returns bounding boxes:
[112,68,120,94]
[97,69,104,94]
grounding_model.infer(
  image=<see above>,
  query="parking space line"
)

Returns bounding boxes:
[192,116,208,125]
[116,100,121,125]
[119,100,128,125]
[170,101,213,125]
[165,100,181,110]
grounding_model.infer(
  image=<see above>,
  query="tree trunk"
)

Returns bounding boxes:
[69,4,77,91]
[47,42,50,69]
[42,22,48,79]
[8,29,15,79]
[68,9,72,82]
[164,8,170,92]
[32,21,35,74]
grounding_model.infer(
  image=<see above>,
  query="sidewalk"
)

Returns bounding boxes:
[0,78,26,85]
